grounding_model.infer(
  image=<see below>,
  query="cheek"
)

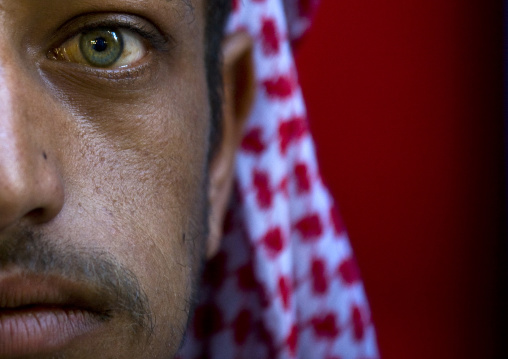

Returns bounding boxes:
[49,67,211,353]
[70,94,209,263]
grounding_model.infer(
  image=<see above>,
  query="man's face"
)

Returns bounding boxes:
[0,0,212,357]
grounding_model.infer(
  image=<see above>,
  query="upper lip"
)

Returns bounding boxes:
[0,271,111,317]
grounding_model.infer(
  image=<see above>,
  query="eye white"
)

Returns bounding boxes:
[111,30,146,68]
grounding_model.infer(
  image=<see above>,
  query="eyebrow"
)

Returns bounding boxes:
[164,0,195,13]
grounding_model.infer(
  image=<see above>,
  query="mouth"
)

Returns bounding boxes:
[0,273,112,357]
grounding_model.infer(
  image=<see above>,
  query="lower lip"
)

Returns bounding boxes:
[0,307,104,357]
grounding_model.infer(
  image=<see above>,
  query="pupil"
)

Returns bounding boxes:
[92,37,108,52]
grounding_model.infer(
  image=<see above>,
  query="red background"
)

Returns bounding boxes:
[295,0,506,357]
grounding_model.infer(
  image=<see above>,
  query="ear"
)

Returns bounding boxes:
[207,32,255,259]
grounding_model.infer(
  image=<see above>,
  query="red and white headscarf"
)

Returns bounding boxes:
[177,1,379,358]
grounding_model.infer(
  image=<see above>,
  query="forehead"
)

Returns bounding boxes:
[0,0,204,35]
[0,0,198,13]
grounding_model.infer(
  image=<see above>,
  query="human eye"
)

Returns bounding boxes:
[48,17,168,69]
[51,28,145,68]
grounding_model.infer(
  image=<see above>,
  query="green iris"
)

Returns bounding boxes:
[79,29,124,68]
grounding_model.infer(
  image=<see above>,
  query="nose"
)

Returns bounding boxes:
[0,66,64,230]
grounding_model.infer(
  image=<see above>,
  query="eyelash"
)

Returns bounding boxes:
[79,20,171,52]
[51,15,173,60]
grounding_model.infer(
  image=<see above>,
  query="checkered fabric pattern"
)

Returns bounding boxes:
[176,1,379,358]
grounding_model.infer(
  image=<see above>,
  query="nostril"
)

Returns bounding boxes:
[0,148,64,229]
[26,207,45,220]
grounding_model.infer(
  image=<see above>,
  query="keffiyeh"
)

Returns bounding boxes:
[177,1,379,358]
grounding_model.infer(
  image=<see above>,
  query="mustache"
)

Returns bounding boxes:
[0,229,153,336]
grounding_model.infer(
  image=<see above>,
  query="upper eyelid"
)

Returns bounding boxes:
[51,13,173,52]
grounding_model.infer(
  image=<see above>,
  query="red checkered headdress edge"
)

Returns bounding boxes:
[177,1,379,358]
